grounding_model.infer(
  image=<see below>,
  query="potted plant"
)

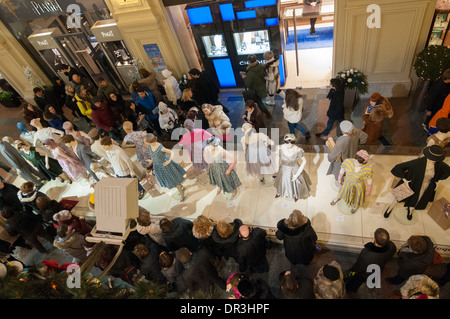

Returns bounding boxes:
[0,90,21,108]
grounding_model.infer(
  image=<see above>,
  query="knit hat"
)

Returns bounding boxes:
[322,264,340,281]
[53,210,72,222]
[162,69,172,78]
[340,120,354,133]
[263,51,274,61]
[158,102,168,112]
[91,97,101,105]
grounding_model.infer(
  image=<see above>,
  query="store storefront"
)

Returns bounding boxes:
[0,0,135,93]
[184,0,285,88]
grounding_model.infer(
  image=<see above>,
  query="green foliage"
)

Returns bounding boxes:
[0,91,13,101]
[335,69,368,95]
[414,45,450,81]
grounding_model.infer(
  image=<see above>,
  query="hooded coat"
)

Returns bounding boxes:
[275,218,317,265]
[53,231,88,263]
[244,61,267,99]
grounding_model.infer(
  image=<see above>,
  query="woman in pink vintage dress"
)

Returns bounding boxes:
[42,138,87,183]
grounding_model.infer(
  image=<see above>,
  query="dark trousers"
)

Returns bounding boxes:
[149,118,162,136]
[255,95,270,115]
[25,224,54,253]
[322,116,344,136]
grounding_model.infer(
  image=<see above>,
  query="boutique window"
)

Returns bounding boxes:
[233,30,270,56]
[202,34,228,58]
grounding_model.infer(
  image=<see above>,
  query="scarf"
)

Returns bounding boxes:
[246,61,259,71]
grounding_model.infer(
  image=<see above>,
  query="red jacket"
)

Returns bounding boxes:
[91,102,117,131]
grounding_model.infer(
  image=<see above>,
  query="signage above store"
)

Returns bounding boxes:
[0,0,107,23]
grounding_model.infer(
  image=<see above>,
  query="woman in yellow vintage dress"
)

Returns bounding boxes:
[331,150,373,213]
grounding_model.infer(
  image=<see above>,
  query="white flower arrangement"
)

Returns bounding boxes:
[336,68,368,94]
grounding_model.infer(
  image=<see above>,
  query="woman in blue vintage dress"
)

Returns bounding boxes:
[145,133,186,200]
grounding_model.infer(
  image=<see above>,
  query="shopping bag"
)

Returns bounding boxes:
[139,173,162,197]
[391,180,414,202]
[427,197,450,230]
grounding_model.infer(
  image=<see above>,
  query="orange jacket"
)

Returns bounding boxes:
[429,94,450,128]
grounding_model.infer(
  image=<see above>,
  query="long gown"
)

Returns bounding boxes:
[204,145,241,193]
[337,158,373,208]
[20,147,63,181]
[274,144,311,199]
[148,143,185,189]
[51,147,87,181]
[241,132,278,176]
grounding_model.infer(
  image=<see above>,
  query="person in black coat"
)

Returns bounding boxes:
[237,277,275,299]
[134,242,167,284]
[236,225,269,273]
[1,206,54,253]
[316,78,345,139]
[387,235,435,285]
[345,228,397,293]
[275,210,318,266]
[17,181,50,216]
[0,180,22,212]
[178,247,226,293]
[388,145,450,220]
[188,68,220,106]
[423,68,450,128]
[160,217,199,252]
[192,215,222,259]
[211,218,243,261]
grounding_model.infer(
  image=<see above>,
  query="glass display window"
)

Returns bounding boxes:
[202,34,228,57]
[233,30,270,56]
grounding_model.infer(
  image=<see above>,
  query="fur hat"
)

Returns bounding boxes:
[193,215,215,239]
[158,102,168,112]
[323,264,340,281]
[53,210,72,222]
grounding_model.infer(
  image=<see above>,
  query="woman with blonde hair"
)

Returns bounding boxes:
[211,218,243,261]
[275,210,318,266]
[202,103,231,141]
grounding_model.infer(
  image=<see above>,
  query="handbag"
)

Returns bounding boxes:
[391,180,414,202]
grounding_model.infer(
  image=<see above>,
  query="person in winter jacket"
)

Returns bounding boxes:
[282,89,310,139]
[202,104,231,141]
[314,261,346,299]
[91,97,122,142]
[134,242,167,284]
[53,223,88,264]
[345,228,396,293]
[2,206,54,254]
[159,217,199,252]
[242,54,271,118]
[387,235,435,285]
[211,219,243,261]
[178,247,226,293]
[96,77,120,103]
[52,210,92,236]
[162,69,182,106]
[275,210,318,266]
[158,102,178,131]
[0,180,22,212]
[263,51,280,106]
[361,92,394,145]
[423,68,450,129]
[243,99,265,132]
[192,215,221,258]
[236,225,269,273]
[316,78,345,139]
[188,68,220,106]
